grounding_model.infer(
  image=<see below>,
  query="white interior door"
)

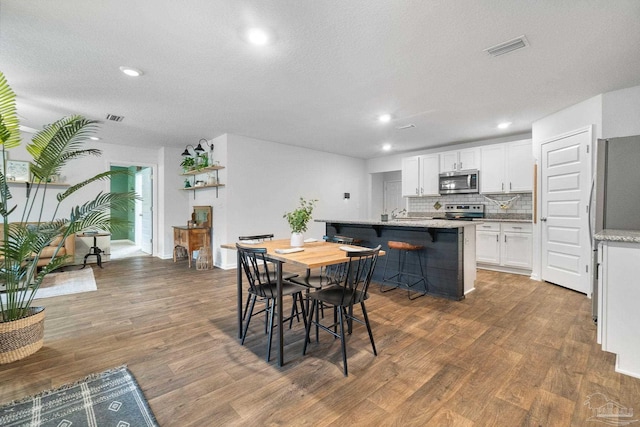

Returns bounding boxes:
[384,180,403,213]
[137,167,153,254]
[540,127,591,294]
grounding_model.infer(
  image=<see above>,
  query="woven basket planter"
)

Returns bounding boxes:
[0,307,45,364]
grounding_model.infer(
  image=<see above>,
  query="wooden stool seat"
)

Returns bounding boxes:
[387,241,423,251]
[381,240,427,300]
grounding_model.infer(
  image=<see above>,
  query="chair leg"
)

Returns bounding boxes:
[241,295,258,345]
[266,298,276,362]
[303,299,317,355]
[360,302,377,356]
[379,251,400,293]
[338,306,348,377]
[242,294,251,321]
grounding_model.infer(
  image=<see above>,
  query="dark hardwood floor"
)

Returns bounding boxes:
[1,257,638,426]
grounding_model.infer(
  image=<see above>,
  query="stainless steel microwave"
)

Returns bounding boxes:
[438,170,479,194]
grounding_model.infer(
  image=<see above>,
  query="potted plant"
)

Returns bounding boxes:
[283,197,317,247]
[0,71,137,364]
[180,156,195,172]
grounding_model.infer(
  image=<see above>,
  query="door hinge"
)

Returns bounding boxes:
[586,265,589,273]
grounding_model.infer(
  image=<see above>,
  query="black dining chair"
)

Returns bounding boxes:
[238,234,298,321]
[302,245,381,376]
[237,244,308,362]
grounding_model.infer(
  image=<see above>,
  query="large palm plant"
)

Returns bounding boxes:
[0,71,137,322]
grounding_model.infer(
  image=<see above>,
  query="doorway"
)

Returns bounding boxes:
[110,164,154,259]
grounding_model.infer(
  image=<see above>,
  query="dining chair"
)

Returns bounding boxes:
[238,234,298,321]
[236,244,308,362]
[302,245,381,376]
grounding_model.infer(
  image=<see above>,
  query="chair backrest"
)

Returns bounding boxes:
[323,235,354,245]
[333,245,381,306]
[238,234,274,242]
[236,244,276,298]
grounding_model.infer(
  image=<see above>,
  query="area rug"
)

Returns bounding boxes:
[35,267,98,300]
[0,366,159,427]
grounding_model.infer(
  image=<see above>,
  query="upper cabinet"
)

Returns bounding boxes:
[480,139,532,193]
[401,154,439,197]
[440,147,480,172]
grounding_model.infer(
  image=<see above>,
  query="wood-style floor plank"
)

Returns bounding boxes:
[1,257,639,426]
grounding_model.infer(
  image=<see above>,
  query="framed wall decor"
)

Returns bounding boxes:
[6,160,30,182]
[192,205,212,227]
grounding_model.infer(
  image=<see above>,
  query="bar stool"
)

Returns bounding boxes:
[380,241,428,300]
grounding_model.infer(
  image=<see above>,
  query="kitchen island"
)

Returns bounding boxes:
[315,218,478,300]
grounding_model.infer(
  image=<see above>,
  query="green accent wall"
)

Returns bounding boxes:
[110,166,135,241]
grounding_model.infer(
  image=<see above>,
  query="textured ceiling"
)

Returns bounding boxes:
[2,1,640,159]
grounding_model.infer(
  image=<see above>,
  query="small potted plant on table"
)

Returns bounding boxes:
[283,197,317,247]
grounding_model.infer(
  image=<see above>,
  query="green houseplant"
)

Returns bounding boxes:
[283,197,317,247]
[0,71,137,364]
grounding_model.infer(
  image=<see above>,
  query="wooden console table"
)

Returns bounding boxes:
[172,226,211,268]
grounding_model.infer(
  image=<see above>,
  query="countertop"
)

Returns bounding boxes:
[315,218,480,229]
[594,229,640,243]
[474,218,532,223]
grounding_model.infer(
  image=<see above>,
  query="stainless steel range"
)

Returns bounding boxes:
[433,204,485,221]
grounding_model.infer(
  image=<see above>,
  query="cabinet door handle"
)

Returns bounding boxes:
[452,163,456,170]
[496,235,499,242]
[541,217,547,222]
[504,235,507,242]
[420,187,424,195]
[415,188,419,195]
[510,182,512,190]
[502,182,504,191]
[512,226,522,229]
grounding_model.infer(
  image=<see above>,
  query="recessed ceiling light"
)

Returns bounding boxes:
[382,143,392,151]
[89,136,101,141]
[247,28,270,46]
[378,114,392,123]
[497,121,512,129]
[119,66,144,77]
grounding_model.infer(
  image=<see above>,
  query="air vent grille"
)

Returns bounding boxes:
[396,124,416,130]
[105,114,124,122]
[485,35,529,57]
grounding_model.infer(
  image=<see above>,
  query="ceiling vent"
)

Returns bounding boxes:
[396,124,416,130]
[484,35,529,57]
[105,114,124,122]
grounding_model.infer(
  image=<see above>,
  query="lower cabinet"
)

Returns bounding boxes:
[598,241,640,379]
[476,222,532,274]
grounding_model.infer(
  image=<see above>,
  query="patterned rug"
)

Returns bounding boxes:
[0,366,159,426]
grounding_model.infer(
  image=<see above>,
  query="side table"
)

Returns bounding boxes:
[172,226,211,268]
[77,232,111,269]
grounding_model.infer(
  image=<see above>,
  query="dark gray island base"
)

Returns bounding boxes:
[317,219,478,300]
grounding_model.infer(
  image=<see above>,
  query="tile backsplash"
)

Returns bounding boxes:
[408,192,532,217]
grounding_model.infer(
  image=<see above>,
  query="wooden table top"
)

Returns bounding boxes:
[221,238,384,269]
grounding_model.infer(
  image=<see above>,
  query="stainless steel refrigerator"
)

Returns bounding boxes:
[590,135,640,321]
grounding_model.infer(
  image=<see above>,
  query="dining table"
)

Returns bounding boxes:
[221,238,384,367]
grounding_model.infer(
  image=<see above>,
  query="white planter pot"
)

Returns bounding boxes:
[290,232,304,247]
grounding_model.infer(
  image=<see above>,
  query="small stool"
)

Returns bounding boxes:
[380,241,428,300]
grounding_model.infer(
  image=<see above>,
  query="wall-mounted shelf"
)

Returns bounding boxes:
[180,165,225,198]
[6,180,70,187]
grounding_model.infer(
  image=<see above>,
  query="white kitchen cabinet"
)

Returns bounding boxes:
[598,241,640,379]
[401,156,420,196]
[480,139,532,193]
[401,154,439,197]
[440,147,480,172]
[476,222,501,264]
[476,222,532,273]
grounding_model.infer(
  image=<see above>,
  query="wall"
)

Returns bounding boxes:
[602,85,640,138]
[217,134,367,269]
